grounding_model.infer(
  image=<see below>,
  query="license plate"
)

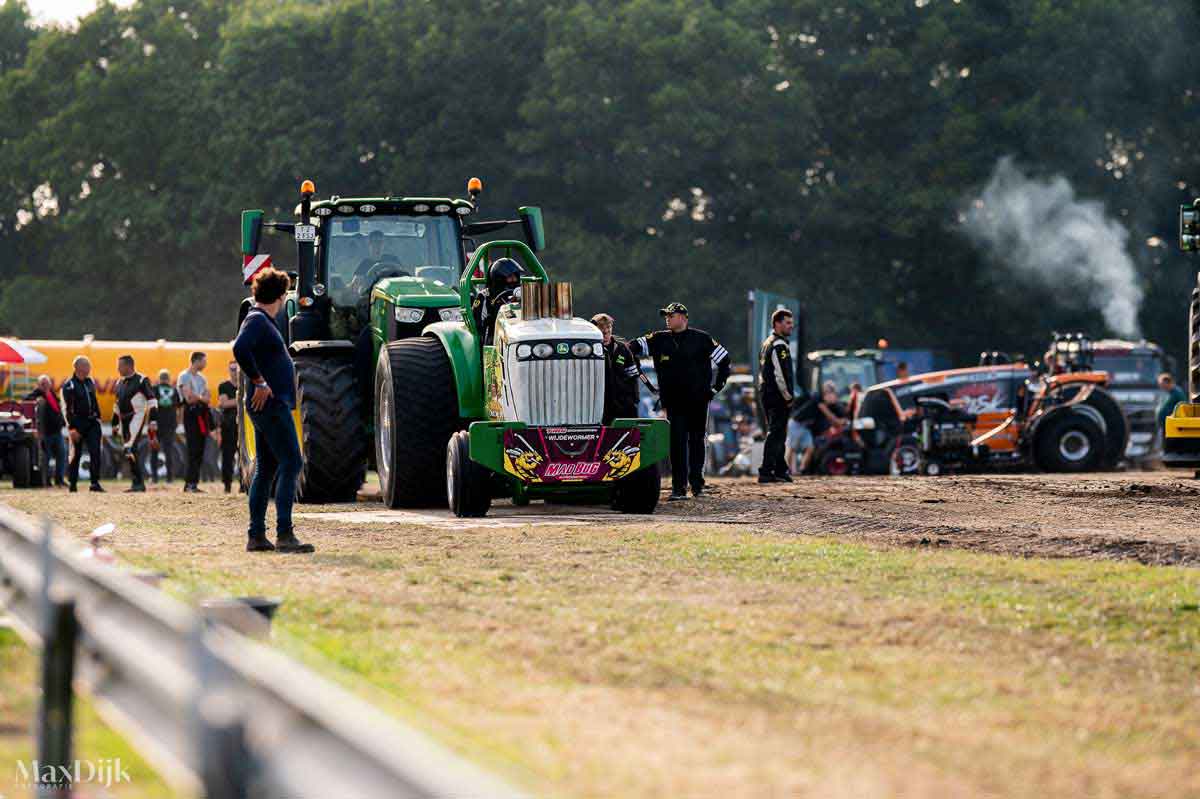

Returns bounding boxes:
[294,224,317,243]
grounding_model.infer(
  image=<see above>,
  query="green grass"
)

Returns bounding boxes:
[0,627,177,798]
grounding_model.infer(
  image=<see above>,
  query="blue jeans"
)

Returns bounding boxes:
[247,400,302,539]
[42,433,66,484]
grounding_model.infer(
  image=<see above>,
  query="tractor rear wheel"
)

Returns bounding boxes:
[1081,389,1128,469]
[11,443,32,488]
[376,337,460,508]
[295,355,367,503]
[612,466,661,514]
[446,430,491,517]
[1034,412,1104,472]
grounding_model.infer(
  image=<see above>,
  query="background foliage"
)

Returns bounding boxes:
[2,0,1199,365]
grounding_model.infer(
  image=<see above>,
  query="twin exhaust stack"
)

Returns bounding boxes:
[520,282,573,321]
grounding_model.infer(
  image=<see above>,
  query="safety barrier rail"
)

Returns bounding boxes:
[0,506,522,798]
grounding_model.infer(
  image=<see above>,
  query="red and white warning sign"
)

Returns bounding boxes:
[242,253,272,285]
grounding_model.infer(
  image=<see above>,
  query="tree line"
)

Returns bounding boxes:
[2,0,1199,366]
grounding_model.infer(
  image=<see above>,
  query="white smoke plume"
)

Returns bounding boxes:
[961,157,1142,337]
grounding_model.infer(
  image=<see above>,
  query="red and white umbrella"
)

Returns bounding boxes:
[0,338,47,365]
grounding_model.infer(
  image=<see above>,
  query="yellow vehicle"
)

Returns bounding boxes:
[0,337,234,419]
[0,337,235,484]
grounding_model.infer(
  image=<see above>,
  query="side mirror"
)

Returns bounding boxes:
[518,206,545,252]
[241,210,264,255]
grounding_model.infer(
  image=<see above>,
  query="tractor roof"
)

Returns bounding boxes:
[297,196,475,218]
[808,348,886,361]
[1091,338,1163,355]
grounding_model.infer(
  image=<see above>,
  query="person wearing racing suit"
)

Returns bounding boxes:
[62,356,104,493]
[756,308,796,483]
[112,355,158,492]
[629,302,731,500]
[591,313,641,424]
[471,257,522,345]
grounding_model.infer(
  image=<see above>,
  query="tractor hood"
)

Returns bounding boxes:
[372,274,460,308]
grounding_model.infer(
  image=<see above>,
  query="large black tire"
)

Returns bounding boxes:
[376,338,460,508]
[295,355,367,503]
[34,443,49,487]
[446,430,491,517]
[611,466,661,514]
[1034,411,1104,472]
[1081,389,1128,469]
[11,443,31,488]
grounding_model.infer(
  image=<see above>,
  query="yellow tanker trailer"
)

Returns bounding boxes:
[0,336,234,485]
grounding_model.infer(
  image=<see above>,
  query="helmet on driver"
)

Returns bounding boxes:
[488,257,523,295]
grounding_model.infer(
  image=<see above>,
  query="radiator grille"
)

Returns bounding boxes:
[517,358,603,425]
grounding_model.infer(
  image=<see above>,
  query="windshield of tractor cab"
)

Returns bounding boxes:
[813,357,879,400]
[323,215,462,307]
[1092,354,1162,386]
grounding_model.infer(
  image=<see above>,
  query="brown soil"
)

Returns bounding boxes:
[662,470,1200,566]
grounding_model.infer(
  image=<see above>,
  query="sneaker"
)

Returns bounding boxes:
[757,474,779,484]
[776,472,794,483]
[124,484,146,493]
[246,536,276,553]
[275,534,315,554]
[668,490,689,501]
[89,484,105,493]
[68,484,78,493]
[690,484,704,498]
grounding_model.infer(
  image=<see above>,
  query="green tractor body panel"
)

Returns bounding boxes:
[423,321,486,419]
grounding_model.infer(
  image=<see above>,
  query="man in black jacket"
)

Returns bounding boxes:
[591,313,640,424]
[113,355,157,493]
[629,302,731,500]
[62,356,104,493]
[756,308,795,483]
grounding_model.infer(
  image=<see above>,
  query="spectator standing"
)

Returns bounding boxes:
[233,267,314,553]
[178,351,211,493]
[1158,373,1187,437]
[591,313,640,424]
[151,369,180,483]
[217,361,239,493]
[629,302,731,500]
[62,356,104,493]
[756,309,795,483]
[812,380,849,442]
[26,375,66,487]
[895,361,910,381]
[786,388,816,476]
[113,355,157,493]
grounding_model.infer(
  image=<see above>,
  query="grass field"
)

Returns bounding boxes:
[2,479,1199,797]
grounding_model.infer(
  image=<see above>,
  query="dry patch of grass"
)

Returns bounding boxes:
[2,483,1199,798]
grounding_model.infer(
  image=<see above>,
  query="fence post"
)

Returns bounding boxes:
[35,521,77,799]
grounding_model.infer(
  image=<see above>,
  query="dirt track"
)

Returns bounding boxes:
[663,470,1200,566]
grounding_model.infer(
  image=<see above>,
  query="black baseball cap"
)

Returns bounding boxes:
[659,302,688,316]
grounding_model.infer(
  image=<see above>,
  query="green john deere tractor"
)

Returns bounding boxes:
[238,178,668,514]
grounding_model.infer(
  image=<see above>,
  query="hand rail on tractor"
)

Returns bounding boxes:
[458,240,549,335]
[0,506,524,799]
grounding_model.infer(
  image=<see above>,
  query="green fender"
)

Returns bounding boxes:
[423,321,485,419]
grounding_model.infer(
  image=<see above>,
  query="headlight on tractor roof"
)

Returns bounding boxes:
[413,204,430,212]
[434,204,451,213]
[394,307,424,324]
[456,206,471,215]
[517,344,532,358]
[532,343,554,359]
[359,204,377,213]
[314,207,332,216]
[592,343,603,357]
[336,204,355,214]
[571,342,592,358]
[438,307,464,323]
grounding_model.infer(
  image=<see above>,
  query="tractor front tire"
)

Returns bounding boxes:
[1034,412,1104,473]
[11,443,31,488]
[612,466,661,514]
[446,430,491,518]
[295,355,367,503]
[376,337,460,508]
